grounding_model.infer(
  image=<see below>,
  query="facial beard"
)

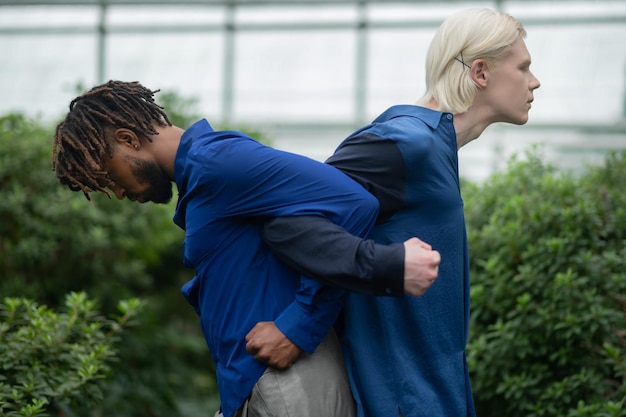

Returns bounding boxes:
[130,157,174,204]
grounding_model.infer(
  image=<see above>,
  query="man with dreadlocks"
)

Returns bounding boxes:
[52,80,441,417]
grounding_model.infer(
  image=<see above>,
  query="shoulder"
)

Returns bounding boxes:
[345,116,438,163]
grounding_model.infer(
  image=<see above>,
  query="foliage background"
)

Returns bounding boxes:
[0,95,219,416]
[1,93,625,416]
[1,292,144,417]
[465,150,626,416]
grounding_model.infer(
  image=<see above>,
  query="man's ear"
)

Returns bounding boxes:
[470,59,489,89]
[113,128,140,149]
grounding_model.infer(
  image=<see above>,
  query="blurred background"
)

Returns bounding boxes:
[1,0,625,182]
[1,1,626,416]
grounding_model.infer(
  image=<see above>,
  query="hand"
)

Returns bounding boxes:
[403,237,441,296]
[245,321,303,369]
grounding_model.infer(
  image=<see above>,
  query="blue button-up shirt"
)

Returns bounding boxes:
[172,119,379,417]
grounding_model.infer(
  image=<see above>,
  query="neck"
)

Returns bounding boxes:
[423,99,491,150]
[149,125,185,180]
[452,110,491,149]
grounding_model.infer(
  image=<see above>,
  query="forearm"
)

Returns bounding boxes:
[263,216,404,297]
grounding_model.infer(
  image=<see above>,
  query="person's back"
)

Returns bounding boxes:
[166,119,382,416]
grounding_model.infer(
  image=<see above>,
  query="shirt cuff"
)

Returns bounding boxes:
[274,292,346,353]
[372,242,405,296]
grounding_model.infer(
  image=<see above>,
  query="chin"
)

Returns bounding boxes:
[145,188,173,204]
[506,113,529,125]
[152,193,173,204]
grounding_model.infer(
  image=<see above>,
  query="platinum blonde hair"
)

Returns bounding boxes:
[417,8,526,114]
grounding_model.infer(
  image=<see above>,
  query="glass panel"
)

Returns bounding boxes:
[0,35,97,118]
[236,4,356,24]
[233,30,355,121]
[107,5,225,27]
[106,32,224,120]
[365,28,432,118]
[524,23,626,123]
[0,6,98,29]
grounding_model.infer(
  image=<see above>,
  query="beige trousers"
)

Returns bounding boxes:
[216,329,356,417]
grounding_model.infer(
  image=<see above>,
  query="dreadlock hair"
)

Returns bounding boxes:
[52,80,172,200]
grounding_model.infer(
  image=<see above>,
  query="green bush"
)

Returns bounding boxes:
[466,149,626,417]
[0,292,143,417]
[0,112,217,416]
[0,114,178,310]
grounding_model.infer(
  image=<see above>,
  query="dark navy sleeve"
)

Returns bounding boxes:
[263,216,404,296]
[326,133,407,223]
[263,134,407,297]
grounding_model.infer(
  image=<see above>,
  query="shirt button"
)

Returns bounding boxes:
[446,114,453,120]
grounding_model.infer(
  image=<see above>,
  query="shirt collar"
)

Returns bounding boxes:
[372,105,449,130]
[174,119,214,182]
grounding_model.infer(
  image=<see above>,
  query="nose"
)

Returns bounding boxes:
[530,70,541,90]
[109,183,126,200]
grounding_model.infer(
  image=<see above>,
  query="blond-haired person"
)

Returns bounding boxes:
[255,8,540,417]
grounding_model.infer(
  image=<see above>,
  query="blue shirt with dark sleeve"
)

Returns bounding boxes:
[263,106,477,417]
[172,119,388,417]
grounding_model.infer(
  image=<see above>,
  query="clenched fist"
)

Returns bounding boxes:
[245,321,303,369]
[403,237,441,296]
